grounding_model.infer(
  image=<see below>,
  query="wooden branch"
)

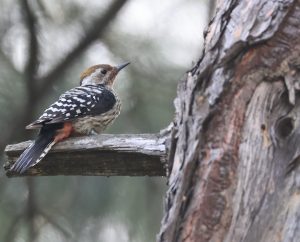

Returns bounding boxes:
[4,134,166,177]
[21,0,39,90]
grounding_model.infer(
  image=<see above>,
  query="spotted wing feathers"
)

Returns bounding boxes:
[27,85,116,129]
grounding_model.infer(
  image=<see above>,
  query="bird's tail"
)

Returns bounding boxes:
[10,130,57,174]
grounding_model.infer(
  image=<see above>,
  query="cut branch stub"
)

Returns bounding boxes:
[4,134,166,177]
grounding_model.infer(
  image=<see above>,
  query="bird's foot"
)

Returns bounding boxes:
[89,129,99,136]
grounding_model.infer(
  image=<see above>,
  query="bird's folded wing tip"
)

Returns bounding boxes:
[26,123,42,129]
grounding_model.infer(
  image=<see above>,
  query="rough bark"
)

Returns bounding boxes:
[159,1,300,242]
[4,134,166,177]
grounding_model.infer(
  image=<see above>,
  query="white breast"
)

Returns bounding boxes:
[72,98,121,135]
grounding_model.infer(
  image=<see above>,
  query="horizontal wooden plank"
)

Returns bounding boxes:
[4,134,167,177]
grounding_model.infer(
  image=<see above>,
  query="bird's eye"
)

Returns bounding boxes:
[101,69,107,75]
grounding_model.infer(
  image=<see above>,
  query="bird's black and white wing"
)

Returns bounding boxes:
[26,85,116,129]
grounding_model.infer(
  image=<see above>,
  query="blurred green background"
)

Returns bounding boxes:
[0,0,212,241]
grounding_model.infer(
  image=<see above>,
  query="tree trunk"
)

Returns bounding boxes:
[159,1,300,242]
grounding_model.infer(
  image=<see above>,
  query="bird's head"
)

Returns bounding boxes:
[80,62,130,87]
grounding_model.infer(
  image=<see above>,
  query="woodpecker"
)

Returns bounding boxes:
[10,62,130,174]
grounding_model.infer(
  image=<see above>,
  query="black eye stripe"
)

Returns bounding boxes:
[101,69,107,74]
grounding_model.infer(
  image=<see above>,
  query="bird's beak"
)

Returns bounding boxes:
[116,62,130,72]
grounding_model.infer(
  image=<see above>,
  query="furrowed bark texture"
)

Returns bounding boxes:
[159,1,300,242]
[4,134,166,177]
